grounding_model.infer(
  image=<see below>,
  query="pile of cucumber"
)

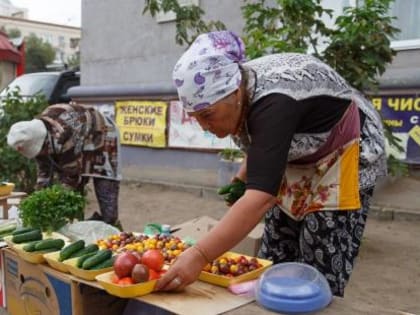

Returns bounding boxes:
[2,224,114,271]
[9,227,66,253]
[0,221,18,240]
[59,240,113,270]
[76,249,113,270]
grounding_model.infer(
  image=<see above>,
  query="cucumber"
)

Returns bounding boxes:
[34,238,65,251]
[12,227,38,236]
[12,230,42,244]
[88,256,115,270]
[76,252,97,268]
[82,249,112,270]
[22,240,42,252]
[0,222,17,235]
[59,240,85,261]
[217,183,232,195]
[229,186,245,199]
[69,244,99,259]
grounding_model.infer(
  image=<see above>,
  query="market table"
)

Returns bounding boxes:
[0,192,27,219]
[2,247,400,315]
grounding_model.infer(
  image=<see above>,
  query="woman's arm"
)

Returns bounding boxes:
[234,156,247,182]
[198,189,274,260]
[156,189,276,291]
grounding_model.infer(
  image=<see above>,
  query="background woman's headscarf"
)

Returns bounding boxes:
[172,31,246,113]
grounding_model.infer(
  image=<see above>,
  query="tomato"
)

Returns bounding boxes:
[117,277,134,285]
[148,269,160,280]
[131,264,149,283]
[141,249,164,271]
[111,273,120,284]
[113,252,139,278]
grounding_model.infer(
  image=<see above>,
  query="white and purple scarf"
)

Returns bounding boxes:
[172,31,246,112]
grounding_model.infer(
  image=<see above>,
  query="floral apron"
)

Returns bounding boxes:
[278,101,361,220]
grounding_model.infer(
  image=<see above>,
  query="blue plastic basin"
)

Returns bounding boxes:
[255,263,332,314]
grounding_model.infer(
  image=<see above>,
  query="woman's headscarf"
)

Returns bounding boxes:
[172,31,246,113]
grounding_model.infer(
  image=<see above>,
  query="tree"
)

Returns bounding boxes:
[143,0,225,46]
[25,33,56,73]
[0,89,49,192]
[143,0,406,176]
[67,52,80,70]
[5,27,21,38]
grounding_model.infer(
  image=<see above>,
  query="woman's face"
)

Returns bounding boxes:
[188,91,241,138]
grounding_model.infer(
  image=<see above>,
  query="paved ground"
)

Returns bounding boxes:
[122,165,420,220]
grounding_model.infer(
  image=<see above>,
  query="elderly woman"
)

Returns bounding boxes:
[7,103,122,228]
[157,31,387,296]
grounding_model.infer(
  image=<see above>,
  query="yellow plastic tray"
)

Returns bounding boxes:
[6,232,71,264]
[3,235,15,248]
[4,231,71,249]
[95,271,157,298]
[13,245,54,264]
[0,182,14,196]
[198,251,273,287]
[43,251,69,273]
[64,257,113,281]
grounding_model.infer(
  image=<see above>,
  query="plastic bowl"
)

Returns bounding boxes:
[255,262,332,314]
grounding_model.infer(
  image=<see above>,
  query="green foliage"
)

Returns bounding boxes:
[218,148,245,162]
[143,0,225,46]
[383,123,409,176]
[25,33,56,73]
[67,52,80,70]
[0,88,49,192]
[242,0,333,59]
[322,0,399,92]
[19,184,86,233]
[5,27,21,38]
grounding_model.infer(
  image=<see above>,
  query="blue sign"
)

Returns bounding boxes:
[372,95,420,164]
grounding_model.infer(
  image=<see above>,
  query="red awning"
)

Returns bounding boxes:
[0,31,21,64]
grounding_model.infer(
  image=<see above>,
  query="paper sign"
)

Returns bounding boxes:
[115,100,167,148]
[168,100,238,150]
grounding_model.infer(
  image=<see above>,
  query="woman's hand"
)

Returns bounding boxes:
[155,245,208,291]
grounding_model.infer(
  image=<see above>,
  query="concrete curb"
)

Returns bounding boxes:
[122,179,420,221]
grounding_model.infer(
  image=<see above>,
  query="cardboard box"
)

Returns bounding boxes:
[2,248,126,315]
[0,249,4,308]
[172,216,264,257]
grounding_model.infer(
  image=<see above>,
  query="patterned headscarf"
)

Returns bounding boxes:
[172,31,246,113]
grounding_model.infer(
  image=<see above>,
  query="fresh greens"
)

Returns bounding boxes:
[19,184,86,233]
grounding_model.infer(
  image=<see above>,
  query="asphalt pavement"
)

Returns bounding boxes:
[122,165,420,221]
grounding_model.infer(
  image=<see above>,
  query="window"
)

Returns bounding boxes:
[389,0,420,50]
[58,35,65,48]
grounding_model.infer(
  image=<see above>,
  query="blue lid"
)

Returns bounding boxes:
[256,263,332,314]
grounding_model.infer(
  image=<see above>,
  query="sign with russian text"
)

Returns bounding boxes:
[168,100,239,150]
[115,100,167,148]
[372,95,420,164]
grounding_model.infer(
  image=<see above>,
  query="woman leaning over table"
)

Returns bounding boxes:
[156,30,387,297]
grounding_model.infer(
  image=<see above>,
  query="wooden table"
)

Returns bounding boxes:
[0,192,27,219]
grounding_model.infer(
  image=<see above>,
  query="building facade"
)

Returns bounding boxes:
[0,15,80,69]
[71,0,420,177]
[0,0,80,71]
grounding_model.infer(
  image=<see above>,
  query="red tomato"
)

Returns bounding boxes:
[118,277,134,285]
[111,273,120,284]
[141,249,164,271]
[148,269,160,280]
[114,252,139,278]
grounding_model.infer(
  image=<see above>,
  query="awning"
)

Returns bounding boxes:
[0,31,21,64]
